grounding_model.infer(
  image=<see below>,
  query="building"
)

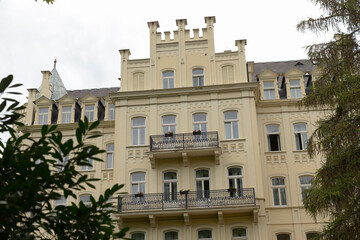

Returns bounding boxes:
[20,17,326,240]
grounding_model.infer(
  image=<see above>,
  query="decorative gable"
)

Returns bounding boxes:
[257,69,279,80]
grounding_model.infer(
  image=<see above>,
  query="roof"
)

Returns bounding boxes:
[67,87,120,99]
[36,67,68,101]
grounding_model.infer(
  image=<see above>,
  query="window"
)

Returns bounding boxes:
[132,117,146,145]
[228,168,243,197]
[224,111,239,139]
[106,144,114,169]
[272,177,287,206]
[193,69,204,86]
[162,115,176,134]
[108,103,115,120]
[81,149,93,171]
[222,65,234,83]
[289,79,302,98]
[198,229,212,239]
[163,172,177,201]
[57,152,69,172]
[79,194,91,207]
[133,72,144,90]
[294,123,308,150]
[232,228,247,239]
[85,105,95,122]
[131,172,146,195]
[38,107,48,125]
[196,170,210,199]
[165,231,178,240]
[54,196,66,207]
[277,233,291,240]
[306,232,320,240]
[163,71,174,89]
[300,175,313,201]
[266,125,281,151]
[62,106,72,123]
[263,81,276,100]
[193,113,207,132]
[131,232,145,240]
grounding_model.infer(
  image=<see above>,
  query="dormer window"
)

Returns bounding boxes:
[38,107,48,125]
[108,103,115,120]
[163,71,174,89]
[263,82,276,100]
[193,69,204,86]
[62,106,72,123]
[289,80,302,98]
[85,105,95,122]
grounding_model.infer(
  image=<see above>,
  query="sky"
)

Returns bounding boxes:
[0,0,327,105]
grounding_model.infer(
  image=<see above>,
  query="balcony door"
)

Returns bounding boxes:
[163,172,177,201]
[196,169,210,199]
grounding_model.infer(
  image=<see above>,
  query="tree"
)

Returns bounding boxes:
[297,1,360,239]
[0,75,129,239]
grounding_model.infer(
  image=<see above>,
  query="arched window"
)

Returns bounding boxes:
[294,123,308,150]
[79,194,91,207]
[228,167,243,197]
[131,232,145,240]
[299,175,313,201]
[132,117,146,145]
[306,232,320,239]
[133,72,145,90]
[277,233,291,240]
[193,113,207,132]
[192,68,204,86]
[106,143,114,169]
[232,228,247,239]
[271,177,287,206]
[54,196,66,207]
[198,229,212,239]
[163,71,174,89]
[131,172,146,195]
[196,169,210,199]
[224,111,239,139]
[165,231,178,240]
[222,65,234,83]
[163,172,177,201]
[162,115,176,134]
[266,125,281,151]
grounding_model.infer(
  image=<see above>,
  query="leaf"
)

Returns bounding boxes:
[0,75,13,93]
[0,101,6,112]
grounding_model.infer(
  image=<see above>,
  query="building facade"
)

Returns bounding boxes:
[20,17,326,240]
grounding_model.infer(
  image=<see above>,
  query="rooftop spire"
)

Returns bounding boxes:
[54,58,57,68]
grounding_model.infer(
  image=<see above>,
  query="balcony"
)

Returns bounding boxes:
[148,131,221,168]
[117,188,255,213]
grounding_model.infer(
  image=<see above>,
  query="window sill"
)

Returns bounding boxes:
[292,150,308,153]
[80,170,95,173]
[102,168,113,171]
[126,144,149,148]
[264,151,286,154]
[221,138,246,143]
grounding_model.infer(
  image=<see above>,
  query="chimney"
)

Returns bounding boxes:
[40,70,52,99]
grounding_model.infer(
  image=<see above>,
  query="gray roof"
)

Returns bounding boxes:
[36,67,68,100]
[67,87,120,99]
[252,59,316,82]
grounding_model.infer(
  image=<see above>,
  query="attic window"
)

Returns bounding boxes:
[85,105,95,122]
[263,81,276,100]
[38,107,48,125]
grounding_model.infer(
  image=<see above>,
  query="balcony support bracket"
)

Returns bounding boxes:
[183,213,190,226]
[149,214,156,228]
[215,150,220,165]
[217,211,224,225]
[253,209,259,223]
[182,152,188,167]
[149,153,156,169]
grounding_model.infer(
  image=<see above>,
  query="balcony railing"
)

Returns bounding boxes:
[150,131,219,152]
[117,188,255,213]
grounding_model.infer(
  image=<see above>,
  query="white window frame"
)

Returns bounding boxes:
[228,167,243,197]
[131,172,146,195]
[163,71,174,89]
[38,107,48,125]
[106,143,114,169]
[224,111,239,139]
[299,175,313,201]
[132,117,146,145]
[108,103,115,120]
[81,149,93,171]
[196,169,210,199]
[266,125,281,151]
[162,115,176,134]
[61,106,72,123]
[198,229,212,240]
[79,194,91,207]
[84,105,95,122]
[271,177,287,206]
[163,172,177,201]
[289,79,302,98]
[164,231,178,240]
[193,113,207,132]
[232,227,248,240]
[263,81,276,100]
[294,123,308,150]
[131,232,145,240]
[192,69,204,87]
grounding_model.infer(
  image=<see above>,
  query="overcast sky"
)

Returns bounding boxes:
[0,0,327,104]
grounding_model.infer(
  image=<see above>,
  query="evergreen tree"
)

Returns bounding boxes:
[297,1,360,239]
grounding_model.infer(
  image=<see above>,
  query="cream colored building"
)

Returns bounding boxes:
[20,17,326,240]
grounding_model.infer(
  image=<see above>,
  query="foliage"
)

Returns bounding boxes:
[298,1,360,239]
[35,0,55,4]
[0,75,129,239]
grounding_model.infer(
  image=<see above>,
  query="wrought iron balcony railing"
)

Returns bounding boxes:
[150,131,219,152]
[117,188,255,213]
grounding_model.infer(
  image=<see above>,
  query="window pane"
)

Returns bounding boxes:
[232,121,239,138]
[132,128,138,145]
[132,172,145,182]
[263,82,274,88]
[132,117,145,126]
[224,111,237,120]
[131,232,145,240]
[232,228,247,237]
[163,71,174,77]
[273,188,280,205]
[228,168,242,176]
[294,123,306,132]
[272,178,285,185]
[80,194,91,202]
[139,128,145,145]
[196,170,209,178]
[289,80,300,87]
[267,125,279,133]
[164,172,177,180]
[198,230,212,238]
[300,176,313,185]
[280,188,287,205]
[194,113,207,122]
[85,105,94,111]
[163,115,176,124]
[306,232,319,240]
[193,69,203,75]
[165,231,178,240]
[225,122,232,139]
[55,196,66,206]
[277,234,290,240]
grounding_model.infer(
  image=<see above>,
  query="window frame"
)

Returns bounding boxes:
[193,113,208,132]
[131,172,146,195]
[162,115,176,134]
[61,106,72,123]
[195,169,210,199]
[106,143,114,169]
[132,117,146,145]
[263,81,276,100]
[224,111,239,139]
[79,194,92,207]
[131,232,146,240]
[192,68,204,87]
[84,104,95,122]
[299,175,313,202]
[228,167,243,197]
[271,177,287,206]
[289,79,302,98]
[266,124,281,152]
[163,171,178,201]
[276,233,291,240]
[231,227,248,240]
[294,123,308,150]
[197,229,213,240]
[108,103,115,120]
[163,71,175,89]
[164,231,179,240]
[81,149,93,171]
[38,107,49,125]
